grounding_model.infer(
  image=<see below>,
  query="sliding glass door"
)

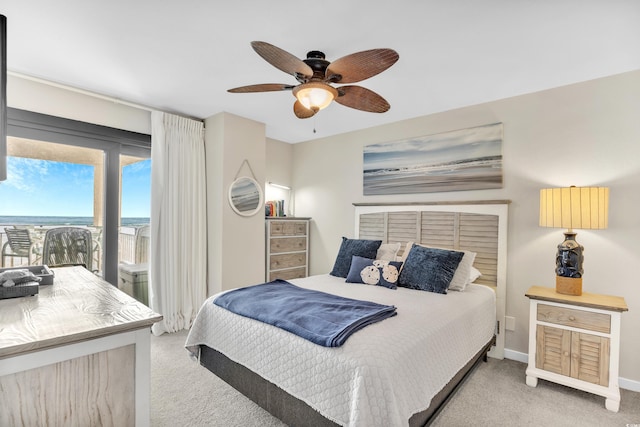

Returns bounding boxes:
[117,153,151,304]
[0,137,104,272]
[4,108,150,284]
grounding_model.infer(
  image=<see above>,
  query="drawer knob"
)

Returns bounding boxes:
[568,316,576,321]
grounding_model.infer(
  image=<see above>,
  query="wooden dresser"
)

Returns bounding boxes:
[525,286,628,412]
[0,266,162,426]
[266,218,310,281]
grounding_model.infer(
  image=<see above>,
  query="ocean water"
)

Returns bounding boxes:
[0,216,149,227]
[363,157,503,195]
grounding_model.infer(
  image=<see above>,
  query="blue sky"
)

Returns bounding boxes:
[0,157,151,218]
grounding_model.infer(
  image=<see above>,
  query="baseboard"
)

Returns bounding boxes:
[619,377,640,393]
[503,348,528,363]
[504,348,640,392]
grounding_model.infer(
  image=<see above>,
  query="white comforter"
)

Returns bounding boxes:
[185,274,496,427]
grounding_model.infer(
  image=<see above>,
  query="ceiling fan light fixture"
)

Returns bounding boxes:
[293,82,338,112]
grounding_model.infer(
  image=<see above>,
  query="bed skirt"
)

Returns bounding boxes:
[199,335,495,427]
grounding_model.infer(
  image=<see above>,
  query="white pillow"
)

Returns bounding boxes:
[469,266,482,284]
[400,241,477,292]
[376,242,401,261]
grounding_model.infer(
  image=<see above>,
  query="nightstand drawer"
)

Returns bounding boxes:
[537,304,610,333]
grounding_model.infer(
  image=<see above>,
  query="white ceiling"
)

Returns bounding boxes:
[2,1,639,143]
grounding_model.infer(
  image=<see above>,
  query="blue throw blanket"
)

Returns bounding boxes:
[214,279,397,347]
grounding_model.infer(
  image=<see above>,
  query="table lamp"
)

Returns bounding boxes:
[539,186,609,295]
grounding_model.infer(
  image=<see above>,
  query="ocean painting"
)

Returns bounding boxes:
[363,123,503,195]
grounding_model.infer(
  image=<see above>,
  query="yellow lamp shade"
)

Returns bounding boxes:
[539,186,609,231]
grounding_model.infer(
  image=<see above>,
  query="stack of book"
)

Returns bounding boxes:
[265,200,286,217]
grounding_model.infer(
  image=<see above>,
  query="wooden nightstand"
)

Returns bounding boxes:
[525,286,628,412]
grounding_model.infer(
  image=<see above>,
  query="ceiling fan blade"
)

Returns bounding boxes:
[326,49,399,83]
[293,100,316,119]
[227,83,294,93]
[335,85,391,113]
[251,41,313,79]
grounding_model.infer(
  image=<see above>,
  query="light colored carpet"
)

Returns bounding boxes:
[150,330,640,426]
[430,353,640,427]
[150,329,285,427]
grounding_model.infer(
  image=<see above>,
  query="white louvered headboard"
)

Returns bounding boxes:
[354,201,510,358]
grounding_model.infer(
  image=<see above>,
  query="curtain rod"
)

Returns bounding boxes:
[8,70,204,122]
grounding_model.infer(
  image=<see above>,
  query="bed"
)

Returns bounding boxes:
[185,202,509,426]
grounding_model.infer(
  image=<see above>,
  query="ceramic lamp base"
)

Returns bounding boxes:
[556,276,582,296]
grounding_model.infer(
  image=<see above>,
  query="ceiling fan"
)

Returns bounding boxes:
[228,41,399,119]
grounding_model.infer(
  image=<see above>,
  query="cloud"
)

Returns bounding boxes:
[364,123,503,155]
[4,157,50,192]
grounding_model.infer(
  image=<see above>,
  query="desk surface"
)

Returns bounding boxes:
[0,266,162,359]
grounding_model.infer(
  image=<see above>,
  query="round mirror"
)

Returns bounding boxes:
[228,176,264,217]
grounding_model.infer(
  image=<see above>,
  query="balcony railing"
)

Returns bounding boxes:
[0,225,149,273]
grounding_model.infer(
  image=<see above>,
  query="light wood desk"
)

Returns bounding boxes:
[0,266,162,426]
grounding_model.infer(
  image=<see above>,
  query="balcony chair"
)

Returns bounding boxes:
[1,227,39,267]
[42,227,94,272]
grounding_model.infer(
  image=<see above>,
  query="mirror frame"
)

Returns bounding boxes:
[228,176,264,217]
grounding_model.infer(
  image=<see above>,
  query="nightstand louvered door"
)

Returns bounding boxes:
[536,324,609,386]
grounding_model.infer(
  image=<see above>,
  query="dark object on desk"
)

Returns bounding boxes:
[10,265,54,285]
[0,265,54,299]
[0,281,39,299]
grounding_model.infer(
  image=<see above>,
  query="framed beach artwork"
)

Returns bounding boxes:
[363,123,503,195]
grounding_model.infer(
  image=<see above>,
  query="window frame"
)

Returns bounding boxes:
[6,107,151,284]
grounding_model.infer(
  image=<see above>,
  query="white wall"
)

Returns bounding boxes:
[291,70,640,384]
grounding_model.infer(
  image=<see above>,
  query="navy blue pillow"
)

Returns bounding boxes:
[398,244,464,294]
[346,255,403,289]
[330,237,382,278]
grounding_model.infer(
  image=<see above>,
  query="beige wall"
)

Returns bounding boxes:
[205,112,266,294]
[8,74,151,134]
[265,138,292,187]
[265,138,294,216]
[291,70,640,385]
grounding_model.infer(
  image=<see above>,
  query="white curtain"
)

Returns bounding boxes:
[149,111,207,335]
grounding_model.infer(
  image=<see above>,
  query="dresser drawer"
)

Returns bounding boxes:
[537,304,610,333]
[270,252,307,270]
[270,221,307,236]
[270,236,307,254]
[269,267,306,281]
